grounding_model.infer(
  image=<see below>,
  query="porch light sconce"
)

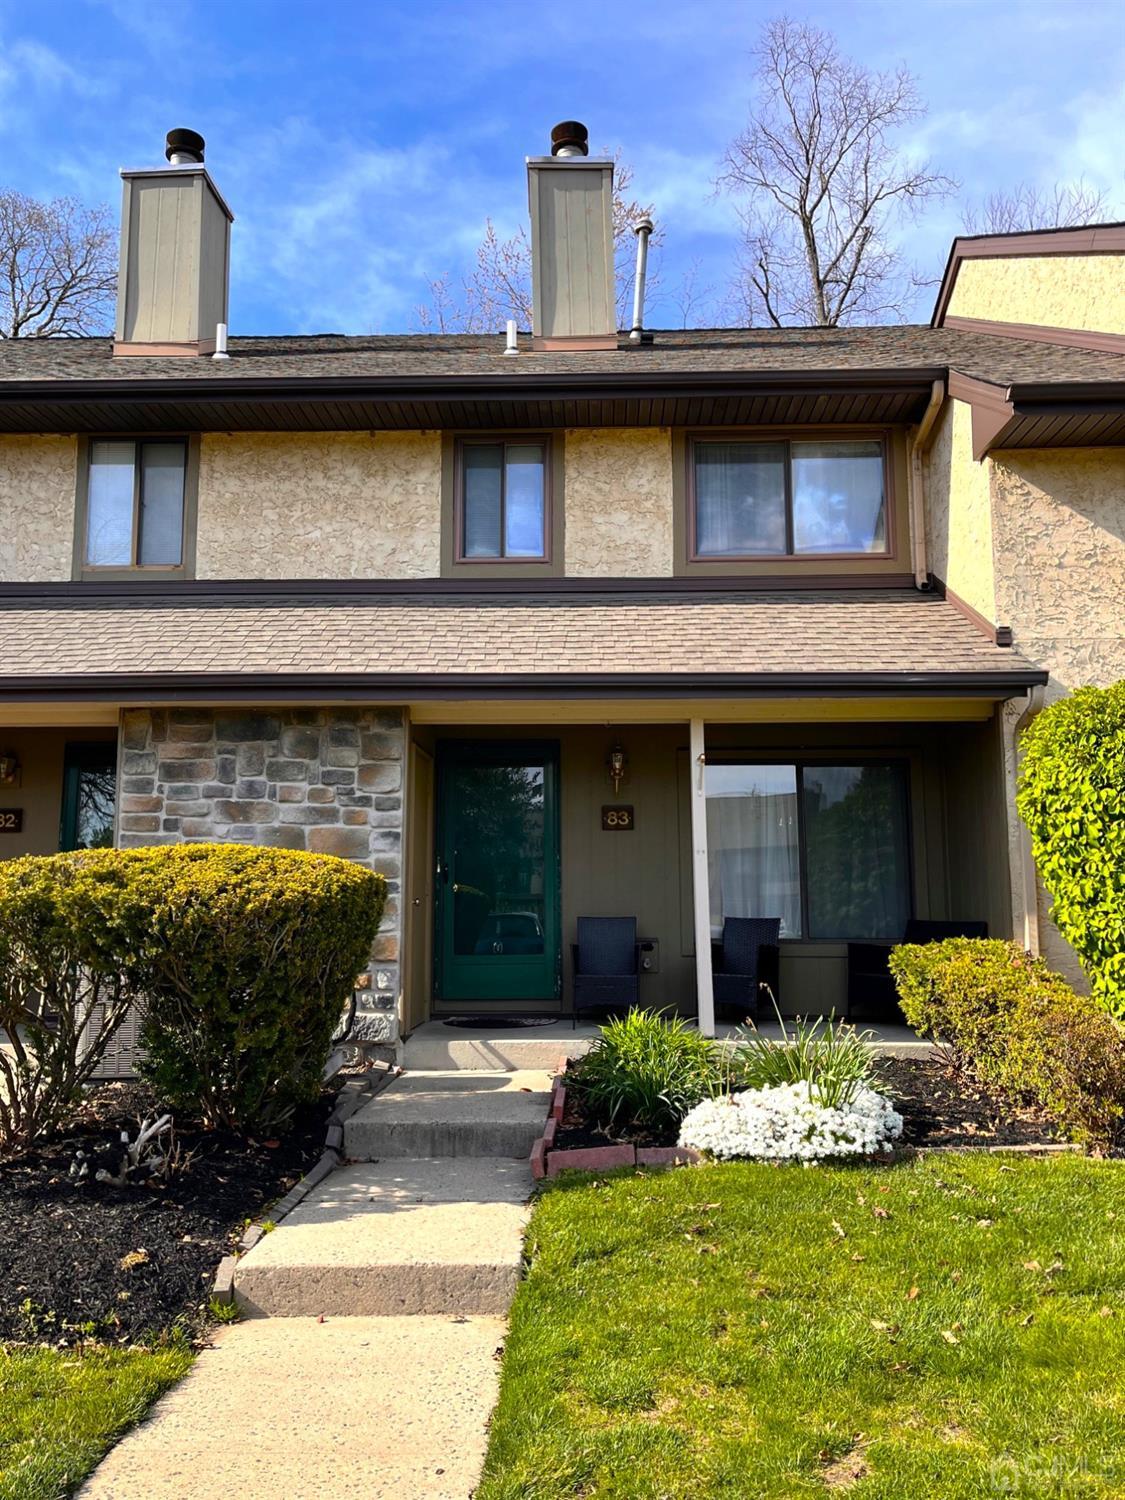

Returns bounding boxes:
[607,744,628,795]
[0,751,19,786]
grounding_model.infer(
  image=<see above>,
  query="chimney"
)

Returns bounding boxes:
[527,121,616,351]
[114,129,234,357]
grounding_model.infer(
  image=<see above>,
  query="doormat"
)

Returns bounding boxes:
[441,1016,559,1029]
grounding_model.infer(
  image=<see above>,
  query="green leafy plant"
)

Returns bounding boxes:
[1016,682,1125,1018]
[729,991,881,1108]
[572,1009,721,1133]
[890,938,1125,1145]
[208,1296,242,1324]
[0,853,134,1150]
[83,843,385,1132]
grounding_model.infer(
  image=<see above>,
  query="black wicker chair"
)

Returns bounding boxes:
[711,916,781,1023]
[572,916,640,1026]
[847,918,990,1023]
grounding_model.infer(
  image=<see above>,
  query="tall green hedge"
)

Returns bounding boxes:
[1016,682,1125,1019]
[890,938,1125,1145]
[84,843,386,1130]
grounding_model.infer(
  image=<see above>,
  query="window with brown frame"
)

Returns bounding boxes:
[81,439,189,570]
[689,436,888,559]
[455,437,550,562]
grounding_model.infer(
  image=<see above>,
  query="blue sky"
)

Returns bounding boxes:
[0,0,1121,334]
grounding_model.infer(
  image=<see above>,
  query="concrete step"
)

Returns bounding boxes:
[78,1314,506,1500]
[344,1068,552,1160]
[402,1019,598,1072]
[234,1158,533,1317]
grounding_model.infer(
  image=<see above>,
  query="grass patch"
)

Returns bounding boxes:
[0,1342,193,1500]
[479,1155,1125,1499]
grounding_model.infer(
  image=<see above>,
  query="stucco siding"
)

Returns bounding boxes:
[990,448,1125,989]
[0,435,77,581]
[947,254,1125,335]
[990,448,1125,696]
[196,431,442,579]
[924,398,996,620]
[564,428,674,576]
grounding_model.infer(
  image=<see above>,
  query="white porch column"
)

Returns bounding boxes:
[689,717,715,1037]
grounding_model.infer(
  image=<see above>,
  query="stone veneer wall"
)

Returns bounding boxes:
[117,707,405,1046]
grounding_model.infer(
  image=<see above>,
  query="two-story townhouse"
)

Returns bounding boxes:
[0,124,1122,1060]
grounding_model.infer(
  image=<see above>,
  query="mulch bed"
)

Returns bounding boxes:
[0,1081,339,1346]
[554,1056,1062,1154]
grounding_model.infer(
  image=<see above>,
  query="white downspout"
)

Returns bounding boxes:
[1009,683,1047,954]
[908,379,944,588]
[689,718,715,1037]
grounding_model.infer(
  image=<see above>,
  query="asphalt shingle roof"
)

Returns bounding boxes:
[0,325,1122,391]
[0,589,1040,688]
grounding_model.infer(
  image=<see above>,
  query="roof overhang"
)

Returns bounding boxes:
[948,372,1125,458]
[0,367,944,434]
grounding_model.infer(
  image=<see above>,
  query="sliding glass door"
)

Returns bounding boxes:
[705,760,911,941]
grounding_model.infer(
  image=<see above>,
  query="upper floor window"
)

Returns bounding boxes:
[84,439,187,570]
[691,437,887,559]
[457,438,549,562]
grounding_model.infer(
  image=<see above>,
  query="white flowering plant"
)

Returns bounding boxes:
[678,1080,903,1162]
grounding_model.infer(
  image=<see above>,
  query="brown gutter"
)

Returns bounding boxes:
[0,574,920,606]
[0,366,945,407]
[0,668,1049,703]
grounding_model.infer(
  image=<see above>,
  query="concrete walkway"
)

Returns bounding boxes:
[80,1064,551,1500]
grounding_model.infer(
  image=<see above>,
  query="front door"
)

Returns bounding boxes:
[434,740,560,1004]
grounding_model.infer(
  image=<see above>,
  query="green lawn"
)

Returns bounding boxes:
[479,1155,1125,1500]
[0,1344,193,1500]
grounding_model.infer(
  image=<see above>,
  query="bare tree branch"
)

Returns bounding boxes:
[962,180,1113,234]
[416,153,660,333]
[718,17,955,326]
[0,190,117,338]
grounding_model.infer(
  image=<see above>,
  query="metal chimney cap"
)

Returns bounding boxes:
[550,121,589,157]
[165,128,205,165]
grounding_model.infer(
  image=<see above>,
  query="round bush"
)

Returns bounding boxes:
[79,843,386,1130]
[890,938,1125,1145]
[1016,682,1125,1018]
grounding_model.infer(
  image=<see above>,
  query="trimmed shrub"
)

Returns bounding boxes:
[0,853,134,1150]
[84,843,385,1131]
[890,938,1125,1145]
[572,1009,721,1134]
[1016,682,1125,1018]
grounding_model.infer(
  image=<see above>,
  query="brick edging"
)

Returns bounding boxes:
[210,1065,398,1307]
[527,1062,1085,1183]
[529,1056,702,1181]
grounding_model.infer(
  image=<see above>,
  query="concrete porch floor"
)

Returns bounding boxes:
[403,1015,933,1071]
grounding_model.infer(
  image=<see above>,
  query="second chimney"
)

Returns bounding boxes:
[114,129,234,357]
[527,121,616,351]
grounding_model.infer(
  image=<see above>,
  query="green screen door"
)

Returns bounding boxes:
[435,741,560,1003]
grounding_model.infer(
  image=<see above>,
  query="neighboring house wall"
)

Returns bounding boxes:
[924,399,996,620]
[564,428,674,576]
[195,431,442,579]
[0,436,77,582]
[946,254,1125,334]
[118,707,405,1045]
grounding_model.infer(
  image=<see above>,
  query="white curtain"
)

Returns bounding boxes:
[705,765,801,938]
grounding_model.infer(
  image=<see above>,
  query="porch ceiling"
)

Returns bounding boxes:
[0,586,1045,703]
